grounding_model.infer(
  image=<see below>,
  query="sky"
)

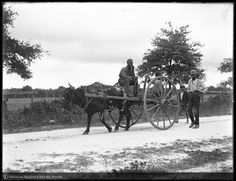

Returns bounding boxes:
[2,2,233,89]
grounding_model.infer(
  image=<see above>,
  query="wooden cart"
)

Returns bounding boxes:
[84,75,180,130]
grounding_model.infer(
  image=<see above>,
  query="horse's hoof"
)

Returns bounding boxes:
[82,132,89,135]
[114,128,119,132]
[108,128,113,133]
[124,128,129,131]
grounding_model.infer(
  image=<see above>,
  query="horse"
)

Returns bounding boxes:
[62,82,132,135]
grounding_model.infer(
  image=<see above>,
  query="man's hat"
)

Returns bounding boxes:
[127,59,133,63]
[180,84,185,88]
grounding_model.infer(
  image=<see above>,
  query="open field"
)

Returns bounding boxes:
[5,97,60,111]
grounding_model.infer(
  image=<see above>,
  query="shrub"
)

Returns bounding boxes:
[3,92,232,132]
[3,99,86,131]
[112,160,166,173]
[200,93,232,116]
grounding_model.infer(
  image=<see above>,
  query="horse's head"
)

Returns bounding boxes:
[62,83,77,109]
[62,83,85,110]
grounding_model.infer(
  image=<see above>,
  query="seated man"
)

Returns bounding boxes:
[118,59,138,97]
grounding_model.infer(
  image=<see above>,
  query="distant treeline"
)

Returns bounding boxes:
[3,86,67,99]
[3,85,232,99]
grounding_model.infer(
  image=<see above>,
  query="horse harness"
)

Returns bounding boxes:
[80,85,112,111]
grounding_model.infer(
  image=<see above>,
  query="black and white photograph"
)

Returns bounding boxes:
[2,2,233,180]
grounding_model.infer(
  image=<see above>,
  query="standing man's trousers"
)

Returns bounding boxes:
[187,91,201,125]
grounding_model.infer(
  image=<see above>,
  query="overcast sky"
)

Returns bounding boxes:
[3,2,233,89]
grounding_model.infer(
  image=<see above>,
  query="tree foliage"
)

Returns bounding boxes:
[217,58,233,88]
[21,85,33,92]
[219,77,233,88]
[137,22,205,84]
[217,58,233,73]
[3,6,48,79]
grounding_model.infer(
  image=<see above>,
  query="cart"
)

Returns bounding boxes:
[84,75,180,130]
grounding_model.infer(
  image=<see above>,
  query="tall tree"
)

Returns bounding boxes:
[137,22,205,84]
[3,6,48,79]
[217,58,233,88]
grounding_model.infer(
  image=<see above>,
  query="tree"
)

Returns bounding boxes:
[217,58,233,88]
[22,85,33,91]
[55,86,66,97]
[207,86,216,91]
[218,58,233,73]
[137,22,205,84]
[3,6,48,79]
[37,89,46,97]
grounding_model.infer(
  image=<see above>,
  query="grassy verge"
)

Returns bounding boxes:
[111,137,233,173]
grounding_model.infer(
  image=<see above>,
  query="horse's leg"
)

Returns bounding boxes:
[99,112,112,133]
[114,109,124,132]
[83,113,92,135]
[124,106,131,131]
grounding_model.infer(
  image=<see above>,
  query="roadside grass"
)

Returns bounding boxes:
[33,155,95,172]
[111,137,233,173]
[6,97,58,111]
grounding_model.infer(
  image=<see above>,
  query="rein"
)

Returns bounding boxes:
[79,96,86,108]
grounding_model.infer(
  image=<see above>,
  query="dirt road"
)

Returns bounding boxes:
[3,115,233,173]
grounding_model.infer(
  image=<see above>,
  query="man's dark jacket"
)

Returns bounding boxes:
[119,65,135,80]
[179,91,188,107]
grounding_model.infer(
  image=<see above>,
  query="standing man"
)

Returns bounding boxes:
[187,70,207,129]
[118,59,138,97]
[177,84,189,123]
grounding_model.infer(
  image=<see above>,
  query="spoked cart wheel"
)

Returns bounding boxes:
[143,76,180,130]
[108,102,143,128]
